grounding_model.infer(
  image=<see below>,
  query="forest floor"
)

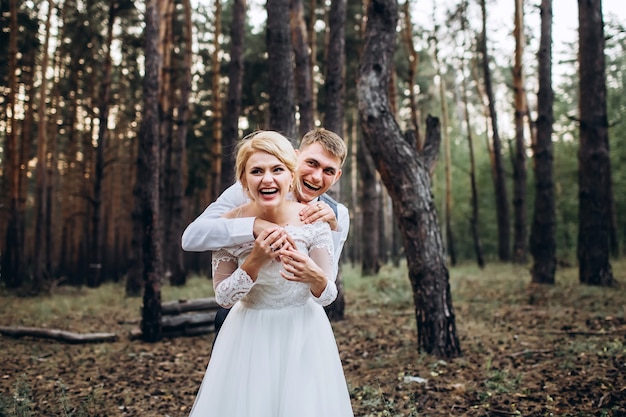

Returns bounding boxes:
[1,260,625,417]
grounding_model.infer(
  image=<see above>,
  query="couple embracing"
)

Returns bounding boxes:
[181,129,354,416]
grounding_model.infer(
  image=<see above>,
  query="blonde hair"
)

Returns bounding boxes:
[235,130,301,197]
[299,128,347,166]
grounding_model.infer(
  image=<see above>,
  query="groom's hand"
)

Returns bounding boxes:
[299,201,337,231]
[253,218,279,238]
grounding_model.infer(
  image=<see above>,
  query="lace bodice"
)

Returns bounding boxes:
[212,222,338,309]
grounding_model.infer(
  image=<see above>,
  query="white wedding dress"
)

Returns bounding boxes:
[188,223,354,417]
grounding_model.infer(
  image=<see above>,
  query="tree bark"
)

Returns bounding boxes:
[432,28,456,266]
[267,0,297,141]
[291,0,314,136]
[220,0,246,192]
[2,0,23,288]
[89,0,117,287]
[577,0,616,286]
[321,0,347,320]
[358,140,381,275]
[308,0,318,121]
[323,0,346,137]
[33,0,54,292]
[459,0,484,269]
[210,0,223,200]
[358,0,461,358]
[479,0,510,261]
[512,0,528,264]
[530,0,556,284]
[139,0,163,342]
[400,0,421,149]
[167,0,193,287]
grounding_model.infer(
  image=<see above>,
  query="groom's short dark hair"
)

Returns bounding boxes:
[299,128,347,166]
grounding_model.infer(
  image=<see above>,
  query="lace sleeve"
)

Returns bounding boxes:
[308,224,338,307]
[212,249,254,308]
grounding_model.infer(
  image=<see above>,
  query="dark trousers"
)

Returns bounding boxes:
[212,306,231,349]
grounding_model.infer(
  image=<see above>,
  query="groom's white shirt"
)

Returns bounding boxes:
[181,182,349,277]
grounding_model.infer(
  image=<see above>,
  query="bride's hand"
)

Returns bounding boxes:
[252,226,289,260]
[278,247,328,297]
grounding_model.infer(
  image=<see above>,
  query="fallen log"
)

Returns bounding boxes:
[129,324,215,340]
[0,326,118,344]
[161,311,217,329]
[161,298,220,315]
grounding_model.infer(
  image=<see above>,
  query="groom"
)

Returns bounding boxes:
[182,128,349,335]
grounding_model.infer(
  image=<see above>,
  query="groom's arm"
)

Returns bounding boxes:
[181,183,255,251]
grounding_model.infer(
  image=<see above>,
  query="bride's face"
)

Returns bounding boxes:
[243,151,294,208]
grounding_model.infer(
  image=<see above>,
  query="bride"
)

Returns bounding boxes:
[188,130,354,417]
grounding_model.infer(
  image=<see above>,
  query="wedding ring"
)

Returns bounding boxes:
[270,244,275,251]
[317,203,322,211]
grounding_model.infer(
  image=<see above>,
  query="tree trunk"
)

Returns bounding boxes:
[323,0,346,137]
[479,0,510,261]
[267,0,296,141]
[358,0,461,358]
[220,0,246,192]
[358,140,380,275]
[530,0,556,284]
[210,0,223,200]
[33,0,54,293]
[2,0,23,288]
[291,0,314,136]
[459,0,484,269]
[139,0,163,342]
[321,0,347,320]
[308,0,318,120]
[89,1,116,287]
[577,0,616,286]
[512,0,528,264]
[432,29,456,266]
[401,0,421,149]
[167,0,193,287]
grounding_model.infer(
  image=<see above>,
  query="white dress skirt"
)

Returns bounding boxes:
[188,223,354,417]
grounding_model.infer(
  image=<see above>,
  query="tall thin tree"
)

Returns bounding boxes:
[459,0,484,269]
[323,0,346,136]
[400,0,421,149]
[358,140,380,275]
[577,0,616,286]
[139,0,164,342]
[530,0,556,284]
[479,0,510,261]
[220,0,246,192]
[33,0,54,292]
[210,0,223,200]
[512,0,528,263]
[2,0,23,288]
[267,0,296,141]
[322,0,347,320]
[432,19,456,266]
[89,0,118,287]
[291,0,314,136]
[167,0,193,286]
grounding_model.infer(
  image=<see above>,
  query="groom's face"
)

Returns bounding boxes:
[295,143,342,203]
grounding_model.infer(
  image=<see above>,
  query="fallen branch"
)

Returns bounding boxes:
[161,311,217,329]
[129,324,215,340]
[161,298,220,316]
[0,326,118,344]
